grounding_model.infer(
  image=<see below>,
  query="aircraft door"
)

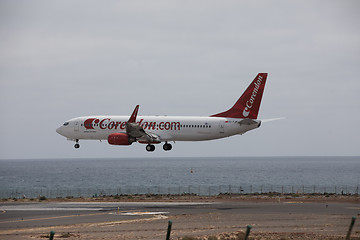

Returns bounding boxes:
[219,121,225,134]
[74,121,79,132]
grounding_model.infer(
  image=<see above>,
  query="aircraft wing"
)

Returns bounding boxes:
[137,131,161,143]
[126,105,161,143]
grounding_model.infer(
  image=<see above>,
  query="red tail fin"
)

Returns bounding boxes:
[210,73,267,119]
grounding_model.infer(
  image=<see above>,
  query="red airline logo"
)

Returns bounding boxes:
[242,74,263,117]
[84,118,99,129]
[84,118,181,131]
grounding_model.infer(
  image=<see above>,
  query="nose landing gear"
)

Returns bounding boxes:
[74,139,80,149]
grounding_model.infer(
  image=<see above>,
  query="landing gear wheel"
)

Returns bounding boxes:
[146,144,155,152]
[74,139,80,149]
[163,143,172,151]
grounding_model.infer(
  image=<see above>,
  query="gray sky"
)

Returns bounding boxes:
[1,0,359,159]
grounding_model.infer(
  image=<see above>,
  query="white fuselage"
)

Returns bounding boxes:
[56,73,269,151]
[56,115,261,142]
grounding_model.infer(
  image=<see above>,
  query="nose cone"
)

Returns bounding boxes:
[56,126,65,136]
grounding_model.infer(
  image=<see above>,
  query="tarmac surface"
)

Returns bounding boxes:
[0,199,359,239]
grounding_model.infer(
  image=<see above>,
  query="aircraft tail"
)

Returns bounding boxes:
[210,73,267,119]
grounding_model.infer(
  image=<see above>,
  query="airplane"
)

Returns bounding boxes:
[56,73,269,152]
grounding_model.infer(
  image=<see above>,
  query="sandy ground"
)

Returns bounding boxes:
[1,194,359,240]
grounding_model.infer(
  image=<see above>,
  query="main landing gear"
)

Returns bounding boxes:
[74,139,80,149]
[163,142,172,151]
[146,144,155,152]
[145,142,172,152]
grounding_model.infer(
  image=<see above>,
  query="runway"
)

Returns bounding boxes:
[0,200,359,239]
[0,202,211,230]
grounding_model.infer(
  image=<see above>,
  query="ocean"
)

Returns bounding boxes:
[0,156,359,198]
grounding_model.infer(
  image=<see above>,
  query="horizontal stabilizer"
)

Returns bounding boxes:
[261,117,285,123]
[238,119,259,125]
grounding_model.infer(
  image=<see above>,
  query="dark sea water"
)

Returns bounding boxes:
[0,156,359,198]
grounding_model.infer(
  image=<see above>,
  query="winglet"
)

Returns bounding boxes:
[210,73,267,119]
[128,105,139,123]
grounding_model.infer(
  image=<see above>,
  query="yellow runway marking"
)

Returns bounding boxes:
[0,212,109,224]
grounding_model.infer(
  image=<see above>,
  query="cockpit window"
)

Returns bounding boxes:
[63,122,69,126]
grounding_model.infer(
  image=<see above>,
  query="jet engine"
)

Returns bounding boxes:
[108,133,134,145]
